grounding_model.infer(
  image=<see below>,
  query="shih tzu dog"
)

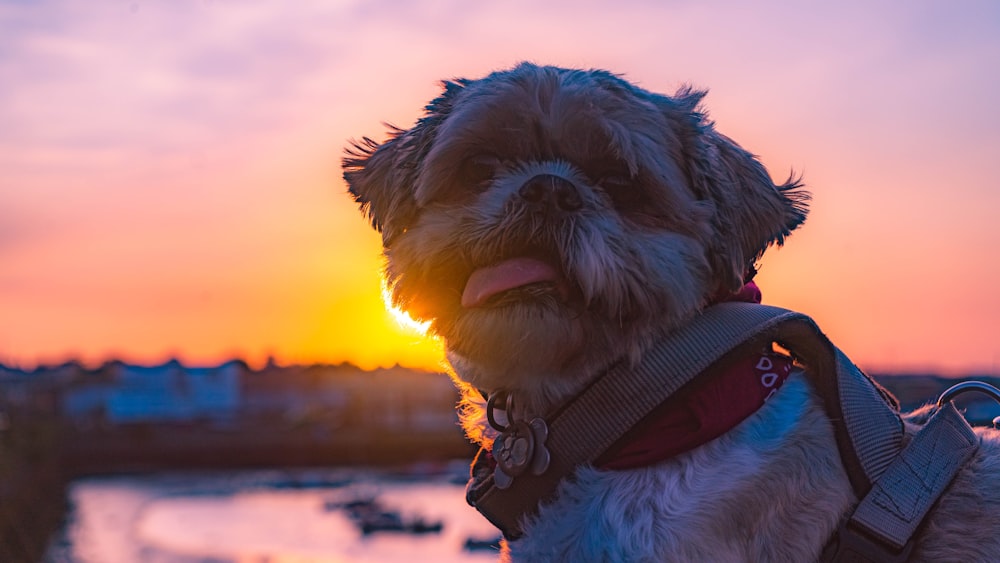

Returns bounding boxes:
[343,63,1000,561]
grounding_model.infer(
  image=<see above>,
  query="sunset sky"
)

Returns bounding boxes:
[2,1,999,375]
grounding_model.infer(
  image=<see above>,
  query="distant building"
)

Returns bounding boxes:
[52,360,462,433]
[60,360,242,425]
[356,367,459,432]
[107,360,241,424]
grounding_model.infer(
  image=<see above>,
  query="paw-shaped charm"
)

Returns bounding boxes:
[492,418,550,489]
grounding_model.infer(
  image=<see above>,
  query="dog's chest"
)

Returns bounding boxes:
[503,375,853,562]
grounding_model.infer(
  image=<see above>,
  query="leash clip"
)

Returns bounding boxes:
[486,390,513,432]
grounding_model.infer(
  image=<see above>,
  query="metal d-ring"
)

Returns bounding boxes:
[486,390,514,432]
[936,381,1000,429]
[936,381,1000,408]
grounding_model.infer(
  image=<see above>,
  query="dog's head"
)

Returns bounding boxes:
[344,63,807,398]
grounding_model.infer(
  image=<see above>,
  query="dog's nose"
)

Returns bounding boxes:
[518,174,583,212]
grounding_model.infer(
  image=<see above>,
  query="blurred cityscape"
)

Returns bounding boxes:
[2,360,1000,561]
[0,360,473,561]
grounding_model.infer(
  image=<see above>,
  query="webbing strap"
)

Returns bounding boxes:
[467,303,903,539]
[850,401,978,552]
[549,304,806,466]
[469,303,805,537]
[834,349,904,491]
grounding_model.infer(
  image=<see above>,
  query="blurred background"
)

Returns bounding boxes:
[1,1,999,561]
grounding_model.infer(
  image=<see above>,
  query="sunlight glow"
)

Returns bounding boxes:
[381,278,432,336]
[3,1,999,374]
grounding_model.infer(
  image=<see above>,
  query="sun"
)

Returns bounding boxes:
[381,278,432,336]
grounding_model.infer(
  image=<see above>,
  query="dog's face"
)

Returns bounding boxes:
[344,63,807,396]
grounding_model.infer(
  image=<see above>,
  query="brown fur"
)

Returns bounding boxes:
[344,62,1000,561]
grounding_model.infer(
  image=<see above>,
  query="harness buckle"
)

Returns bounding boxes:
[821,520,914,563]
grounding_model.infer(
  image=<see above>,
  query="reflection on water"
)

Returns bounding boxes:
[47,466,501,563]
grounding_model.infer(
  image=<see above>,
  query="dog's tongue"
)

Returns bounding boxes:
[462,257,561,308]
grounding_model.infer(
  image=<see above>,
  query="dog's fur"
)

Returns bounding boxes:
[344,62,1000,561]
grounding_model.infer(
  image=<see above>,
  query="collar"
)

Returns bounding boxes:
[478,343,794,474]
[479,281,789,472]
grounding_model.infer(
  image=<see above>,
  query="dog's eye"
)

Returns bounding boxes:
[600,175,644,209]
[459,155,502,188]
[600,175,631,190]
[586,156,642,209]
[585,159,632,189]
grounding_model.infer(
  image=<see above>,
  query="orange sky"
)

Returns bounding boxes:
[2,1,999,374]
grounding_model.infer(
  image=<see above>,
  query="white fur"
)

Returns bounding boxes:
[504,372,854,562]
[457,370,1000,562]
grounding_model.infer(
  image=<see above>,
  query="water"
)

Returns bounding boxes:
[46,466,502,563]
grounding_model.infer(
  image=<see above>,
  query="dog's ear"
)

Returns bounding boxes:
[343,128,417,247]
[343,79,468,246]
[663,89,810,292]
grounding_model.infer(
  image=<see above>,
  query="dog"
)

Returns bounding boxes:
[343,62,1000,561]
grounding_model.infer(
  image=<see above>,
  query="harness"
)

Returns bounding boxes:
[466,302,986,561]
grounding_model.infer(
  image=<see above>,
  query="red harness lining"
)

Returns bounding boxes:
[595,348,794,470]
[595,280,793,470]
